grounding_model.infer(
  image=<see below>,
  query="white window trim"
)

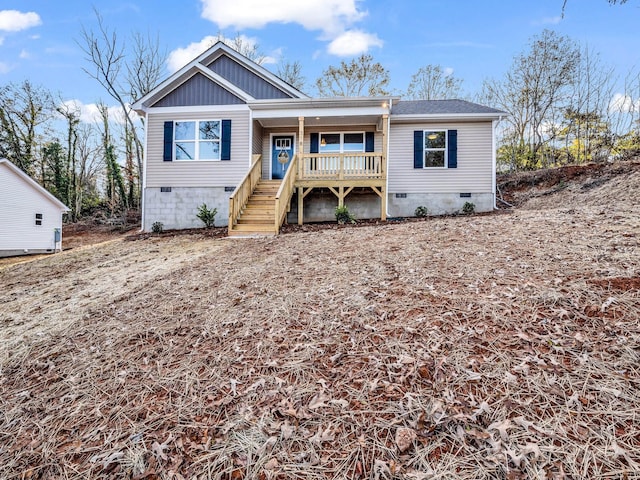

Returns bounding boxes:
[174,119,222,161]
[423,129,448,169]
[319,131,366,153]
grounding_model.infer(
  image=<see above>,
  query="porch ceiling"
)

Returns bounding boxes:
[256,114,381,129]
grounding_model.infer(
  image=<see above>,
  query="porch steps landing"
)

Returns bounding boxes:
[228,180,281,236]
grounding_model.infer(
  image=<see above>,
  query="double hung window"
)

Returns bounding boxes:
[174,120,221,161]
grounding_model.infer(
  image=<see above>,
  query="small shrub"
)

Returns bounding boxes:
[414,206,429,217]
[335,205,356,224]
[462,202,476,215]
[151,221,164,233]
[196,203,218,228]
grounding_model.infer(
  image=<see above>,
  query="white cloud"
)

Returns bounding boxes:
[0,62,12,74]
[201,0,365,35]
[167,35,219,72]
[59,100,126,125]
[0,36,4,46]
[19,49,29,59]
[199,0,381,56]
[532,16,562,26]
[609,93,640,113]
[327,30,383,56]
[444,67,454,76]
[0,10,41,32]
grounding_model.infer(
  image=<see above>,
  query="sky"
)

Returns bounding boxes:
[1,0,639,122]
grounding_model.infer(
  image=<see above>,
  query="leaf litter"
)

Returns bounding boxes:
[1,164,640,479]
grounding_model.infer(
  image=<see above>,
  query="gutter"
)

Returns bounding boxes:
[140,114,148,232]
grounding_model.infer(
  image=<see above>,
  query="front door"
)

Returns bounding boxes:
[272,135,294,180]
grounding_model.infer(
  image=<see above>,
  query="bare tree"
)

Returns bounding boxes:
[79,9,166,204]
[406,65,463,100]
[56,102,81,219]
[562,45,616,163]
[74,123,102,216]
[0,81,54,175]
[482,30,580,169]
[276,59,306,92]
[316,54,390,97]
[126,31,166,103]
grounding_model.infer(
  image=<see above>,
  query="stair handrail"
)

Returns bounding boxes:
[229,154,262,229]
[274,154,298,234]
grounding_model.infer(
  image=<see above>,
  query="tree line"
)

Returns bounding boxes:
[1,16,639,222]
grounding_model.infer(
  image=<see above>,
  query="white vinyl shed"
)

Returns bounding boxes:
[0,158,69,257]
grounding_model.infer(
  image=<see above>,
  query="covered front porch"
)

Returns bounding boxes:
[228,98,392,235]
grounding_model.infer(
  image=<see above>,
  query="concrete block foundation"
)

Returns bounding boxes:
[286,189,495,224]
[143,187,230,231]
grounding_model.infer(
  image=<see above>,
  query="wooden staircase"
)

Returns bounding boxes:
[228,180,281,236]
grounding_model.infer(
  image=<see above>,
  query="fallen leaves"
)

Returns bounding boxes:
[1,192,639,479]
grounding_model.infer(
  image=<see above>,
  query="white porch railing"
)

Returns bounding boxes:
[299,153,384,180]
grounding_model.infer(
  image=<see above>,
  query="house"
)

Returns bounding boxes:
[132,42,504,235]
[0,158,69,257]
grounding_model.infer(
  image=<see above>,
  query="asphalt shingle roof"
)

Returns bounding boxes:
[392,99,504,115]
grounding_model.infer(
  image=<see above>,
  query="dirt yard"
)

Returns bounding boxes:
[1,161,639,479]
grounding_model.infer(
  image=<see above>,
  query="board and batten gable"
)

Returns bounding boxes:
[152,73,245,107]
[145,108,251,188]
[388,121,494,193]
[0,160,67,254]
[207,54,293,100]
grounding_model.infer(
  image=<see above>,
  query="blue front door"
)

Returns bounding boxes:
[272,135,294,180]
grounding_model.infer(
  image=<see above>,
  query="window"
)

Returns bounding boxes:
[414,129,457,169]
[423,130,447,168]
[319,132,364,153]
[174,120,221,161]
[35,213,43,226]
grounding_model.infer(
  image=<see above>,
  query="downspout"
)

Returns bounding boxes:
[140,109,148,232]
[386,98,392,219]
[491,116,503,210]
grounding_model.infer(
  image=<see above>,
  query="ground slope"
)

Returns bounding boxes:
[1,162,639,479]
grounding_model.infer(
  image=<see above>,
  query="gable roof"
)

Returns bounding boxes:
[392,99,505,118]
[0,158,69,211]
[132,41,307,112]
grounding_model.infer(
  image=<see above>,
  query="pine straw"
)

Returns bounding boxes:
[1,202,639,479]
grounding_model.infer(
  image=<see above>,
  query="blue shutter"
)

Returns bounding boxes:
[447,130,458,168]
[310,133,319,153]
[221,119,231,161]
[413,131,423,169]
[163,121,173,161]
[365,132,375,152]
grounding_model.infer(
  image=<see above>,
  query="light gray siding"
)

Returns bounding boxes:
[0,164,64,253]
[152,73,244,107]
[145,108,251,188]
[252,121,263,156]
[208,54,292,100]
[388,121,494,193]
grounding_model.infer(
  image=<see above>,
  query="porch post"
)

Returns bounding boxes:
[298,116,305,225]
[381,114,388,221]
